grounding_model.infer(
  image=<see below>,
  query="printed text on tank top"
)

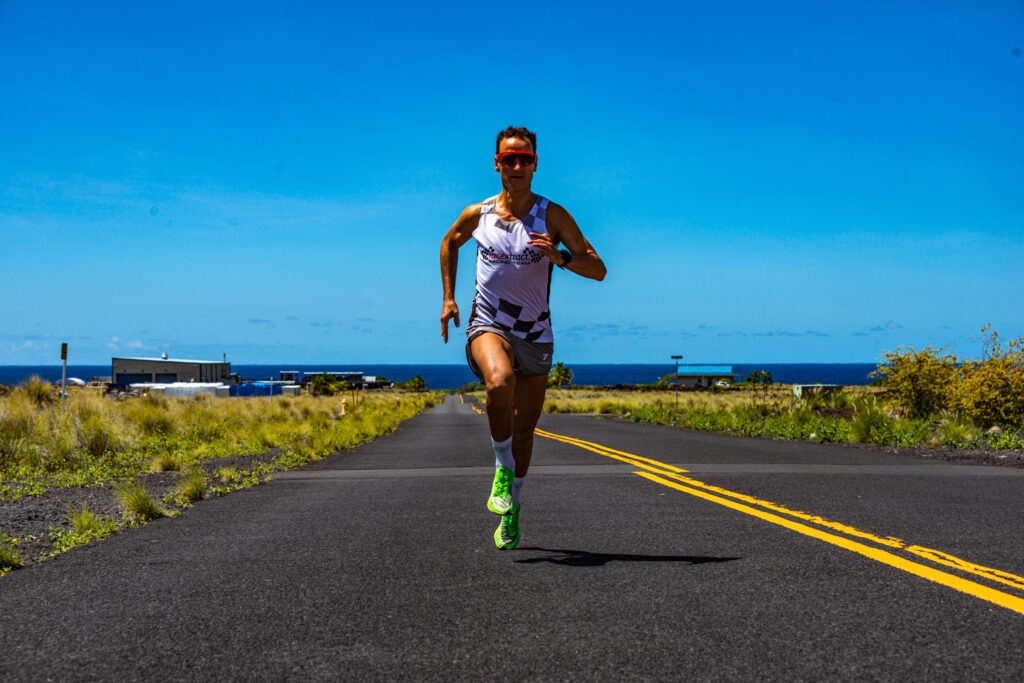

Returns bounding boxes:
[467,194,555,344]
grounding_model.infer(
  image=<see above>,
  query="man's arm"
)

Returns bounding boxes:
[528,203,606,281]
[440,204,482,343]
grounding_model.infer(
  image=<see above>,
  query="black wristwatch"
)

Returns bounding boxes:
[557,249,573,269]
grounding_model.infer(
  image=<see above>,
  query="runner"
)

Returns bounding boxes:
[439,126,606,549]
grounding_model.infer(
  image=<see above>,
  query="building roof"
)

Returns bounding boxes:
[676,365,734,375]
[112,357,229,364]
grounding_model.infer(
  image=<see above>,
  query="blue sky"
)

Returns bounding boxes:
[2,1,1022,365]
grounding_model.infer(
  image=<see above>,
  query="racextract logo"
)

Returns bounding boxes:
[479,245,544,265]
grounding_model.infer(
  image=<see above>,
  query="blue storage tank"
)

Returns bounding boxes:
[230,382,283,397]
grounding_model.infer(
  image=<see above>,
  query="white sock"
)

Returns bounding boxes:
[511,477,525,505]
[492,436,515,471]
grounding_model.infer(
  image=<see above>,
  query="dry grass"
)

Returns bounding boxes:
[0,379,437,496]
[539,385,882,414]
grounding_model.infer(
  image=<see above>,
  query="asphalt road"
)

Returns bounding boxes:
[2,394,1023,680]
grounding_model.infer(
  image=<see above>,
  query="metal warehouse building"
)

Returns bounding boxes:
[111,357,235,385]
[674,365,738,388]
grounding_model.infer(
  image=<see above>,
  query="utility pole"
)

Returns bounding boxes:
[671,354,682,411]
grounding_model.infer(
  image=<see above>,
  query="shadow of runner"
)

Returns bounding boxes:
[514,547,741,567]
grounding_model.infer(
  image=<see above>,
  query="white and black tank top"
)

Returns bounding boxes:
[467,194,555,343]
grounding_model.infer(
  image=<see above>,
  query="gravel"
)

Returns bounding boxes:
[0,449,282,570]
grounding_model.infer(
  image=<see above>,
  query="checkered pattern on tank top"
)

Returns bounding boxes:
[467,195,555,344]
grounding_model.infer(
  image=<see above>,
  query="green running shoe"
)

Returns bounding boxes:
[494,504,521,550]
[487,466,514,515]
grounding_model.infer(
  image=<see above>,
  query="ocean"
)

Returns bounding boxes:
[0,363,878,389]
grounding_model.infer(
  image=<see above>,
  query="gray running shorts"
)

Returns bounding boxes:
[466,325,554,380]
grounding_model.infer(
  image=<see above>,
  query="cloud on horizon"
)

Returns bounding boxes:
[564,323,652,339]
[107,336,157,352]
[718,329,831,338]
[869,321,903,332]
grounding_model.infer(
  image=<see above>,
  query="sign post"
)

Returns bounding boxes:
[60,343,68,410]
[671,354,682,412]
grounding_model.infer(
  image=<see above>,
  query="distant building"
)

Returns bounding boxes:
[111,357,236,386]
[674,365,738,388]
[301,371,364,387]
[286,371,390,390]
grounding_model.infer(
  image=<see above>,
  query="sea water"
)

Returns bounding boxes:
[1,363,878,390]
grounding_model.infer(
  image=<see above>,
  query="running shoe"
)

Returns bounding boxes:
[494,504,521,550]
[487,466,514,515]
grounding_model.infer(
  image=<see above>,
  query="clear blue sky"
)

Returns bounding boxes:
[2,1,1021,365]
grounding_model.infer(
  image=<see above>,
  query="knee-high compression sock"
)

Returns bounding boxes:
[511,477,525,505]
[492,436,515,471]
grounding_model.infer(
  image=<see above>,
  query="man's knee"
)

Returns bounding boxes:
[485,370,515,401]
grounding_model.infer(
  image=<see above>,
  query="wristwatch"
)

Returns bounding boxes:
[558,249,572,269]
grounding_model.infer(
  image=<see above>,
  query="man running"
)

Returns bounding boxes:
[439,126,606,549]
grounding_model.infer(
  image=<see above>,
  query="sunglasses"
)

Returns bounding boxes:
[495,151,537,168]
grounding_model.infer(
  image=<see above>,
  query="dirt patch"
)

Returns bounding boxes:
[0,449,284,570]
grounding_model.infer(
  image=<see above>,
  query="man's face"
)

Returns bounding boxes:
[495,137,536,190]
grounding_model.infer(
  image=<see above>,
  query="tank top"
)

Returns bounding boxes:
[467,194,555,343]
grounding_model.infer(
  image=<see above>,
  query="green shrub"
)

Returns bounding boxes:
[215,466,239,484]
[310,375,347,396]
[130,398,176,436]
[18,376,54,406]
[150,451,182,472]
[872,345,958,418]
[850,409,895,444]
[179,469,208,504]
[987,430,1024,450]
[0,539,23,570]
[938,418,973,447]
[77,412,119,458]
[115,481,166,521]
[812,419,852,443]
[952,326,1024,428]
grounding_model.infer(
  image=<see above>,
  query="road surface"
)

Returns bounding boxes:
[2,394,1023,680]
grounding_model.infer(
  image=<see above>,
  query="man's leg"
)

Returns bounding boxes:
[493,372,547,550]
[469,333,516,442]
[470,333,518,515]
[511,372,548,480]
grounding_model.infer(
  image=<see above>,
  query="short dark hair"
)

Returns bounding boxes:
[496,126,537,154]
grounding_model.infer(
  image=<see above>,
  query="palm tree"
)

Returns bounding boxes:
[548,362,574,388]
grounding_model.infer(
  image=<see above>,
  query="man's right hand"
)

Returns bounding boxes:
[440,300,460,343]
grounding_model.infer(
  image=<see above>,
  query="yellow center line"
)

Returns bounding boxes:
[635,471,1024,616]
[533,427,1024,613]
[535,428,689,473]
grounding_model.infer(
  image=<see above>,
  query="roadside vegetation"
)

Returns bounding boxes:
[536,325,1024,452]
[0,384,437,572]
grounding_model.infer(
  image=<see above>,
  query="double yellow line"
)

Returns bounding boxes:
[534,427,1024,616]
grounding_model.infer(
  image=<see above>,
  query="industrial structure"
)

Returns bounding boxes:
[674,365,738,388]
[111,357,236,386]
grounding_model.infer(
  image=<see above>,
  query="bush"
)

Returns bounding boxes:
[0,537,23,570]
[850,408,895,445]
[18,376,54,406]
[939,417,977,448]
[952,326,1024,428]
[403,375,428,392]
[310,375,346,396]
[179,469,208,504]
[115,481,166,521]
[872,345,958,418]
